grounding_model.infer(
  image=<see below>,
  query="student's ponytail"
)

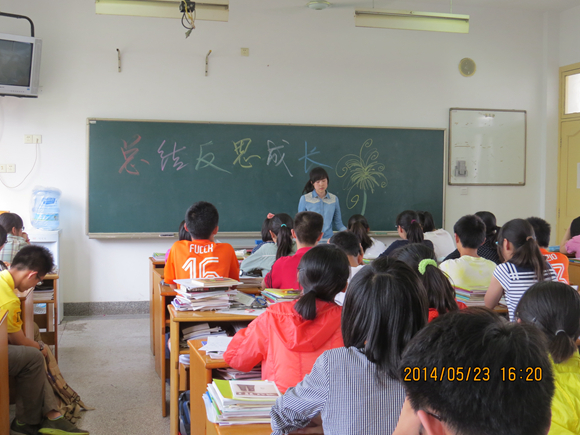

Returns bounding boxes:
[516,281,580,364]
[397,210,424,244]
[270,213,294,260]
[347,214,372,253]
[294,245,349,321]
[392,243,458,315]
[498,219,549,282]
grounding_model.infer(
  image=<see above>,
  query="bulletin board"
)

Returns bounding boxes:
[448,108,526,185]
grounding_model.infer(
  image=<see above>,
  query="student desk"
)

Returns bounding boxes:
[149,257,165,357]
[213,424,272,435]
[0,309,9,434]
[568,261,580,286]
[169,307,258,435]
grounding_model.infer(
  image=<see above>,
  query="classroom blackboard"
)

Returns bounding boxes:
[87,119,446,237]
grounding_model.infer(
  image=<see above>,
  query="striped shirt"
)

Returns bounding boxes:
[493,262,557,321]
[270,347,405,435]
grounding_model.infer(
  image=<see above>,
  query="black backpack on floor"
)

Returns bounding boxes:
[179,390,191,435]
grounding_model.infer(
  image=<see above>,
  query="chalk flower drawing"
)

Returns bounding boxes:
[335,139,388,215]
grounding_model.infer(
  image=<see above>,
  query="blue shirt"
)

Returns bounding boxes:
[298,191,346,239]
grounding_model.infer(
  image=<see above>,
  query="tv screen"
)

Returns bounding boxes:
[0,33,42,98]
[0,39,33,87]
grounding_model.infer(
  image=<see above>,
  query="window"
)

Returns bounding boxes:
[565,73,580,115]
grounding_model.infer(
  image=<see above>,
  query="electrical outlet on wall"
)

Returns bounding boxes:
[24,135,33,144]
[7,164,15,173]
[0,164,6,173]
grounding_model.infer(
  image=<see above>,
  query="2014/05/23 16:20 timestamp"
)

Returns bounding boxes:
[501,367,543,382]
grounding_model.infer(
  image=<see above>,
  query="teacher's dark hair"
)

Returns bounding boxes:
[516,281,580,364]
[302,167,330,195]
[295,244,349,321]
[342,257,428,380]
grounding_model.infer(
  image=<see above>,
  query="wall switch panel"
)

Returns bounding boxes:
[7,164,15,173]
[0,164,6,173]
[24,135,33,144]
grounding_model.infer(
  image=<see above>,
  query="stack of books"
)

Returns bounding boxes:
[152,252,166,262]
[261,288,301,306]
[183,323,227,341]
[237,276,263,289]
[171,278,241,311]
[204,379,281,425]
[455,286,506,307]
[216,367,262,380]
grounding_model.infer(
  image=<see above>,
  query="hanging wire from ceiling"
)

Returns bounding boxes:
[180,1,196,38]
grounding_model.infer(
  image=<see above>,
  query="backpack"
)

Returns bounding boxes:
[179,390,191,435]
[45,346,93,423]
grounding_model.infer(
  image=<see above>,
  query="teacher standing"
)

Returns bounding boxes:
[298,167,346,240]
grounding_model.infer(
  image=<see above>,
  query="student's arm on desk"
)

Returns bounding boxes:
[223,315,267,372]
[484,276,503,310]
[8,329,47,357]
[560,226,572,255]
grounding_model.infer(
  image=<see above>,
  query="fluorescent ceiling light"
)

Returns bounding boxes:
[95,0,229,22]
[355,9,469,33]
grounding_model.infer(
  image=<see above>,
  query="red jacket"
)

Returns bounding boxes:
[223,299,343,393]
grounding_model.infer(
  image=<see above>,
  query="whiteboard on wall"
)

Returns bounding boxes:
[448,108,526,185]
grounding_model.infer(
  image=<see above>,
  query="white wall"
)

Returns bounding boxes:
[0,1,562,303]
[560,4,580,67]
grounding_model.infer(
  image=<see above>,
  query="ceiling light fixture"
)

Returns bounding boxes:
[308,1,331,10]
[354,9,469,33]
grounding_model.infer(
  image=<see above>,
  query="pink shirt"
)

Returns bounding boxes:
[566,235,580,259]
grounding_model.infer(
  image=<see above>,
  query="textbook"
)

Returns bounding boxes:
[261,288,301,305]
[175,277,242,289]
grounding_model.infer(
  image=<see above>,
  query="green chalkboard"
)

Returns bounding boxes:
[87,119,446,237]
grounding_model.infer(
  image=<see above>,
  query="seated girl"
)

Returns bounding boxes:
[560,216,580,259]
[240,213,296,277]
[270,257,428,435]
[392,243,466,322]
[251,214,275,254]
[515,281,580,435]
[164,220,191,262]
[379,210,433,257]
[224,244,349,393]
[418,210,456,261]
[347,214,385,259]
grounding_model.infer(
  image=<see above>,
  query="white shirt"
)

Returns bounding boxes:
[423,229,456,261]
[364,237,386,259]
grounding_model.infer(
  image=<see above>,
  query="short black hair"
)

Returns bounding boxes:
[526,217,551,248]
[0,213,23,233]
[0,224,6,247]
[516,281,580,364]
[454,214,486,249]
[184,202,219,240]
[342,257,428,380]
[400,308,554,435]
[329,231,361,257]
[295,244,350,321]
[570,216,580,238]
[11,245,55,277]
[293,211,323,245]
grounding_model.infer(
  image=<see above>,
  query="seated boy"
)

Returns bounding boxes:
[2,245,89,435]
[439,215,496,290]
[0,212,29,264]
[394,308,554,435]
[0,223,7,270]
[328,231,364,279]
[527,217,569,284]
[263,212,323,290]
[164,201,239,289]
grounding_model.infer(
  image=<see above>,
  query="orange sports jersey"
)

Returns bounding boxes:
[540,248,570,284]
[164,239,240,285]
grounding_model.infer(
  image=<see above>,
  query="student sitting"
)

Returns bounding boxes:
[515,281,580,435]
[379,210,434,258]
[347,214,385,258]
[443,211,501,264]
[0,224,7,271]
[0,212,30,264]
[164,202,239,289]
[270,257,428,434]
[560,216,580,259]
[328,231,364,279]
[263,211,323,290]
[2,246,89,435]
[224,244,348,393]
[252,214,275,254]
[394,308,554,435]
[392,243,466,322]
[439,215,497,290]
[527,217,569,284]
[241,213,296,277]
[164,220,191,262]
[418,211,455,261]
[484,219,557,321]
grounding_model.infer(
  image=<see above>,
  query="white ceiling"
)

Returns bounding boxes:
[328,0,580,12]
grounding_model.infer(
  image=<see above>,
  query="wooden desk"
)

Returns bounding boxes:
[0,310,9,434]
[149,257,166,356]
[213,424,272,435]
[568,261,580,286]
[34,273,59,361]
[169,307,258,435]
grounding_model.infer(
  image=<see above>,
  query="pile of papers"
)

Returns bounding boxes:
[183,323,227,341]
[171,278,242,312]
[261,288,301,306]
[204,379,281,425]
[216,367,262,380]
[199,336,233,360]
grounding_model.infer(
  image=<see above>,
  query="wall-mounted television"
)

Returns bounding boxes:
[0,32,42,98]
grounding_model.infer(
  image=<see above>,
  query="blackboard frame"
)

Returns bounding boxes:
[86,118,448,239]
